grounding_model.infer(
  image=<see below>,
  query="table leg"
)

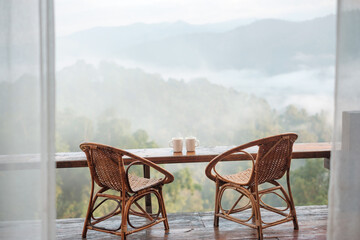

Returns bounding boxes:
[324,158,330,170]
[143,164,152,213]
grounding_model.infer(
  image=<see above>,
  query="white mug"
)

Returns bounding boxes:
[169,137,183,152]
[185,137,199,152]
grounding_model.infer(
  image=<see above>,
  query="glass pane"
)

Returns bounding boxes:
[54,0,335,216]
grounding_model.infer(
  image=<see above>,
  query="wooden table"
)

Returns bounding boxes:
[0,143,331,170]
[55,142,331,168]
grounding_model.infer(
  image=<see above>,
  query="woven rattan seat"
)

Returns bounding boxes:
[205,133,299,240]
[128,174,163,192]
[80,142,174,239]
[221,168,253,185]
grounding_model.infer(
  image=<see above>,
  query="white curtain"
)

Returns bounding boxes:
[328,1,360,239]
[0,0,55,239]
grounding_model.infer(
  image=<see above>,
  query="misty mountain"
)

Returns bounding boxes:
[57,19,254,59]
[57,15,335,75]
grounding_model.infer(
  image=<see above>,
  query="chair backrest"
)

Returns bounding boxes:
[80,143,127,192]
[253,133,297,185]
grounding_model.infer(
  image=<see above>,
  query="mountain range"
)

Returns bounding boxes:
[57,15,335,75]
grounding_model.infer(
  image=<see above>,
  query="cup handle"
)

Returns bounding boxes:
[195,140,200,147]
[169,140,173,147]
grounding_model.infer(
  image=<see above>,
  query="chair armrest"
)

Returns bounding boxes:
[205,141,258,182]
[124,153,174,185]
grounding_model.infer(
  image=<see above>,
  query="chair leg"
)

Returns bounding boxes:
[82,208,91,238]
[253,187,263,240]
[291,206,299,230]
[158,187,170,231]
[214,180,221,227]
[249,186,256,225]
[121,191,129,239]
[284,187,298,230]
[286,172,299,230]
[257,224,263,240]
[82,182,95,238]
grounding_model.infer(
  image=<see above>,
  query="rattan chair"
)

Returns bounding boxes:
[205,133,298,240]
[80,142,174,239]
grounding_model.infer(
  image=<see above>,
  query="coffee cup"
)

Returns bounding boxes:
[169,137,183,152]
[185,137,199,152]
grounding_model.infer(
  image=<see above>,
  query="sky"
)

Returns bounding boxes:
[55,0,336,36]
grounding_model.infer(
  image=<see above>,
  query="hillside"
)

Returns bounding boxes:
[56,61,331,148]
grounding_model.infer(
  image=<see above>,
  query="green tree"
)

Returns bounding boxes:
[164,167,203,212]
[56,114,160,218]
[291,159,329,205]
[280,105,332,142]
[56,168,90,218]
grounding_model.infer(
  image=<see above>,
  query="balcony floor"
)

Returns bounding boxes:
[56,205,327,239]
